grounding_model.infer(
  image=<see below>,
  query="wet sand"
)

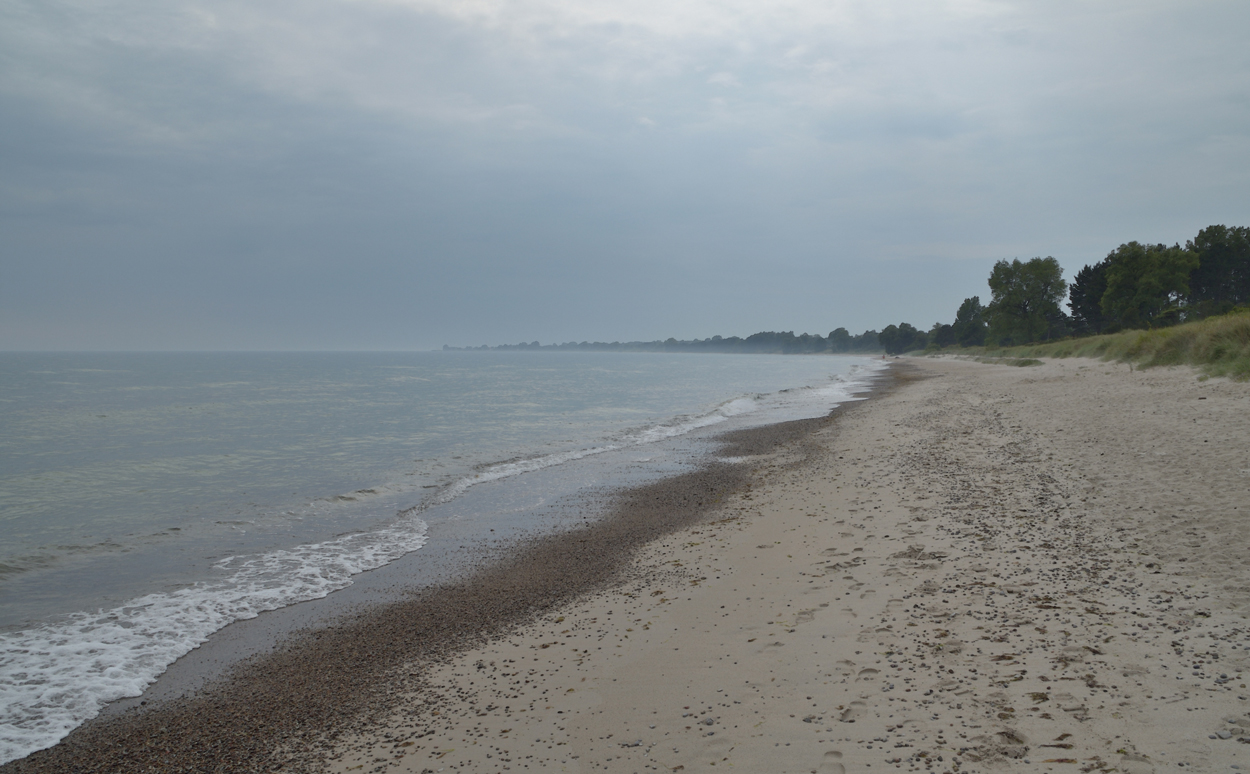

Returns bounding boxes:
[9,357,1250,773]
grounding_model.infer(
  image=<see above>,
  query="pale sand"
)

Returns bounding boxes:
[329,358,1250,774]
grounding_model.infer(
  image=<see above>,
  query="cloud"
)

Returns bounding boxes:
[2,0,1248,349]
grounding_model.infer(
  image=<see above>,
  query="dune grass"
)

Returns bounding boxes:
[971,309,1250,379]
[975,357,1044,367]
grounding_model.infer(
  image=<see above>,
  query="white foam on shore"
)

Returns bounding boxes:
[412,395,769,514]
[0,517,429,764]
[417,369,877,513]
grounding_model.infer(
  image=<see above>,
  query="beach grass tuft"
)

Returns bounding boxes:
[967,309,1250,379]
[975,357,1043,367]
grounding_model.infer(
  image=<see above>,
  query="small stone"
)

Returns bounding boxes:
[1218,730,1233,740]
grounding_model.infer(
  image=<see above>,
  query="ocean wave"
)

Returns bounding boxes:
[0,517,429,764]
[411,366,880,515]
[410,393,773,513]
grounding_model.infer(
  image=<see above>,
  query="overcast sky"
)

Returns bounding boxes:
[2,0,1247,350]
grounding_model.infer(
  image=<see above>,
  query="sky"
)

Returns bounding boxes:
[2,0,1248,351]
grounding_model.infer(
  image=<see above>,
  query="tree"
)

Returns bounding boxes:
[928,322,956,349]
[879,323,925,355]
[903,324,928,352]
[878,325,899,354]
[1187,225,1250,311]
[985,257,1068,345]
[1101,242,1199,329]
[828,327,852,352]
[852,330,880,352]
[1068,260,1109,334]
[951,296,987,346]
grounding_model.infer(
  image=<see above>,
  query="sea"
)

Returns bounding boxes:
[0,350,882,763]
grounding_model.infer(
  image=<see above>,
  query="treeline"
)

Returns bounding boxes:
[877,224,1249,355]
[443,328,883,354]
[447,225,1246,357]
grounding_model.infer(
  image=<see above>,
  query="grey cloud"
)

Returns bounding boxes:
[2,0,1248,349]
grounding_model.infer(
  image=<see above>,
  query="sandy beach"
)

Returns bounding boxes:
[8,356,1249,773]
[325,357,1250,774]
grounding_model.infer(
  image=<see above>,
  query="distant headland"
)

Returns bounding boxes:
[442,328,883,355]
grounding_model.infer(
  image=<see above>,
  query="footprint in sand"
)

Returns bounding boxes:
[818,750,845,774]
[1059,645,1086,663]
[700,735,732,760]
[839,701,866,722]
[1118,753,1155,774]
[855,668,879,683]
[795,609,817,624]
[856,627,893,643]
[832,659,857,678]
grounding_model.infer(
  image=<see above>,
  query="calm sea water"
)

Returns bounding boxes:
[0,350,880,762]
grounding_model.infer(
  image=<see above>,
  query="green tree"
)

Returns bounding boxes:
[951,296,987,346]
[1068,260,1109,334]
[827,327,852,352]
[851,330,880,352]
[905,324,929,352]
[985,257,1068,345]
[879,322,924,354]
[878,325,899,354]
[1101,242,1199,329]
[928,322,956,349]
[1186,225,1250,311]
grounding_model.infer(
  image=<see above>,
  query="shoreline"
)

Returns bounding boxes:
[324,356,1248,774]
[2,369,893,773]
[9,357,1249,773]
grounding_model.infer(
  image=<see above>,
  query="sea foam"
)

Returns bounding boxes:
[0,517,429,764]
